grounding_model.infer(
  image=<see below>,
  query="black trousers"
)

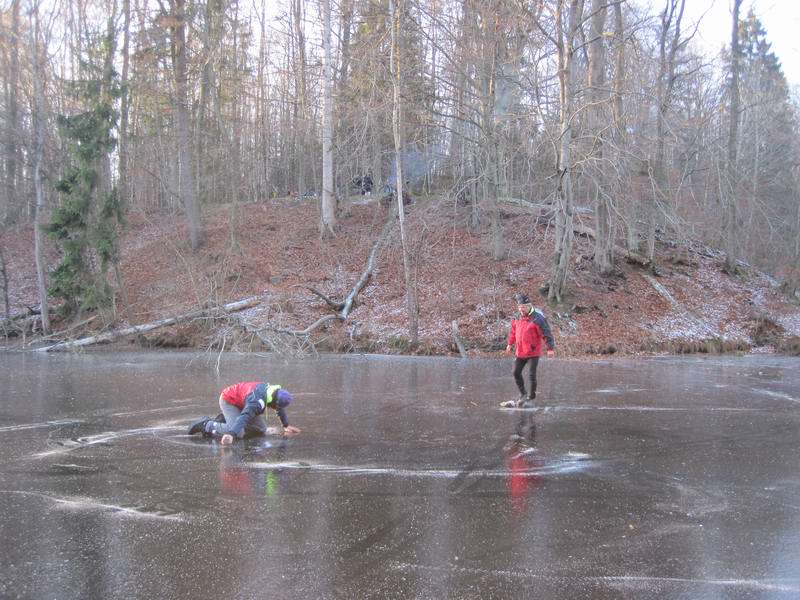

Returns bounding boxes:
[513,356,540,399]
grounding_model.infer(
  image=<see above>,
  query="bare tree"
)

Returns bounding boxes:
[3,0,21,225]
[475,0,506,262]
[320,0,336,236]
[0,244,9,324]
[587,0,612,274]
[291,0,308,196]
[165,0,204,250]
[27,0,51,334]
[390,0,419,347]
[649,0,687,262]
[722,0,742,273]
[118,0,131,206]
[610,1,635,253]
[549,0,583,303]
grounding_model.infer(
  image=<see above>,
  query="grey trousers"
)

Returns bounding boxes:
[216,395,267,437]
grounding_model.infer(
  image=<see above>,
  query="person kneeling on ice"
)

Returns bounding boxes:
[188,382,301,445]
[501,293,555,409]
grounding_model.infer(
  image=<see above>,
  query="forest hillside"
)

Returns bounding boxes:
[3,1,800,358]
[2,194,799,357]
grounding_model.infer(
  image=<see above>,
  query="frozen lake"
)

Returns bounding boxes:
[1,352,799,599]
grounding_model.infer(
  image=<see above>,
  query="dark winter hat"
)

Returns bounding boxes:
[275,389,293,409]
[514,293,531,305]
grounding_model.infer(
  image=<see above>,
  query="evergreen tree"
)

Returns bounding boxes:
[733,11,796,263]
[47,25,124,317]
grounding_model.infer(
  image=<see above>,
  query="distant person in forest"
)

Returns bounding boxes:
[351,173,373,195]
[501,293,555,408]
[188,381,301,444]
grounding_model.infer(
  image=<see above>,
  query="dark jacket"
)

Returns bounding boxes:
[221,382,289,438]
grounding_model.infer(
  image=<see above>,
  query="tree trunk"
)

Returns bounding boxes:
[549,0,583,304]
[292,0,308,197]
[723,0,743,273]
[334,0,353,212]
[169,0,203,250]
[611,2,636,254]
[320,0,337,236]
[28,7,51,334]
[588,0,612,275]
[4,0,20,225]
[337,0,353,90]
[650,0,685,262]
[118,0,131,207]
[391,0,418,347]
[196,0,215,204]
[478,2,505,261]
[0,246,9,323]
[257,0,270,197]
[99,12,121,315]
[36,296,262,352]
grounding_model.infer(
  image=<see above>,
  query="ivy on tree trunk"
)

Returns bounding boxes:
[46,22,123,317]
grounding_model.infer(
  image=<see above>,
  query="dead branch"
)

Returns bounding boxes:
[228,313,280,353]
[294,284,345,311]
[497,197,649,266]
[36,316,97,342]
[642,273,718,337]
[1,306,45,338]
[341,216,396,319]
[34,296,262,352]
[573,223,650,267]
[229,312,324,357]
[266,314,341,337]
[498,197,592,215]
[253,216,396,351]
[295,215,395,328]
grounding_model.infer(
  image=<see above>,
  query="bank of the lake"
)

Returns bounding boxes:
[2,198,800,357]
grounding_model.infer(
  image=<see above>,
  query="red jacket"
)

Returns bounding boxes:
[508,308,555,358]
[220,382,262,409]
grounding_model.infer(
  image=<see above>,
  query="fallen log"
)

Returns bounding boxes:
[223,217,397,352]
[228,313,281,353]
[245,215,397,347]
[572,224,650,267]
[641,274,718,337]
[497,198,646,265]
[1,306,42,332]
[263,314,341,337]
[36,316,97,342]
[341,216,395,320]
[2,314,40,338]
[498,197,593,215]
[295,285,345,311]
[34,296,262,352]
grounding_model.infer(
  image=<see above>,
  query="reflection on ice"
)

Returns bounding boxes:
[390,562,800,593]
[0,490,187,521]
[246,452,592,478]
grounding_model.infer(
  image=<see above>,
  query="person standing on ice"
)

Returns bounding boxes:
[188,381,301,444]
[501,293,555,408]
